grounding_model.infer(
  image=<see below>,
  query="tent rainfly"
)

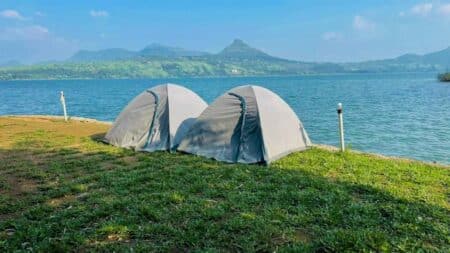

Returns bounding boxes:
[104,83,207,151]
[177,85,311,164]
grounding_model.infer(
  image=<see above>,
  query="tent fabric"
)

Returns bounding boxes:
[177,85,311,164]
[104,83,207,151]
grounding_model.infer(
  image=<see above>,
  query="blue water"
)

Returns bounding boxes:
[0,73,449,164]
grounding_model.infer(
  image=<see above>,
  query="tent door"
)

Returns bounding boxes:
[142,90,159,150]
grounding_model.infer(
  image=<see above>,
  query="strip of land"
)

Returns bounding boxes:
[439,72,450,82]
[1,40,448,80]
[0,116,448,252]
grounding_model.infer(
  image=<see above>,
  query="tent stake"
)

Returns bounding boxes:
[337,103,345,152]
[60,91,68,122]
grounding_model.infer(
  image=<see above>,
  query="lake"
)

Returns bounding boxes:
[0,73,449,164]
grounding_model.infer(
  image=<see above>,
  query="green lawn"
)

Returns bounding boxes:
[0,117,449,252]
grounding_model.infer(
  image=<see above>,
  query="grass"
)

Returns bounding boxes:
[0,116,449,252]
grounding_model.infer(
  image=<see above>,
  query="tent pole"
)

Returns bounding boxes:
[337,103,345,152]
[60,91,68,122]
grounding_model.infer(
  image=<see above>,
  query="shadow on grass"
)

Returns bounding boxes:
[0,133,448,252]
[90,132,106,142]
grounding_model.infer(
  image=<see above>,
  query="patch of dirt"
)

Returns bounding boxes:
[46,194,76,207]
[106,233,129,242]
[120,156,138,165]
[2,174,39,197]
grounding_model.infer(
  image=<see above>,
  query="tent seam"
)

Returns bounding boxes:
[251,86,269,164]
[228,92,247,163]
[166,84,171,151]
[143,90,159,150]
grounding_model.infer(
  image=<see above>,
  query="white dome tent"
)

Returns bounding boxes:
[178,85,311,164]
[104,83,207,151]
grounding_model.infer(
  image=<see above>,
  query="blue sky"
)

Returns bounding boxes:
[1,0,449,63]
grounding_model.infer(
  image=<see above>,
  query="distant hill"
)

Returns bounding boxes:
[69,44,209,62]
[69,48,136,62]
[216,39,276,59]
[68,39,276,62]
[139,43,208,58]
[395,47,450,66]
[345,47,450,72]
[1,39,449,80]
[68,39,450,68]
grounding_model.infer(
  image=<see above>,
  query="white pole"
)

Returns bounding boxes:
[337,103,345,152]
[60,91,68,122]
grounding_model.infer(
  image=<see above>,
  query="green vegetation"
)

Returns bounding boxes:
[0,117,449,252]
[0,40,448,80]
[438,72,450,82]
[0,57,317,80]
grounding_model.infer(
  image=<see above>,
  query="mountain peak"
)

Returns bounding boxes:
[218,39,273,59]
[230,39,247,46]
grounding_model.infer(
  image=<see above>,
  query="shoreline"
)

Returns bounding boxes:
[1,114,447,168]
[0,114,112,125]
[0,71,441,82]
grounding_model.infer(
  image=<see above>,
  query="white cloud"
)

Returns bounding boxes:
[353,15,375,31]
[321,32,343,41]
[401,3,450,18]
[90,10,109,17]
[411,3,433,16]
[0,25,49,41]
[0,9,25,20]
[438,3,450,16]
[34,11,45,17]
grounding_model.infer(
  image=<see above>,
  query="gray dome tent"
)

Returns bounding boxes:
[177,85,311,164]
[104,84,207,151]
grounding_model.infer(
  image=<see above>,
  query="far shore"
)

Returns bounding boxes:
[0,71,442,82]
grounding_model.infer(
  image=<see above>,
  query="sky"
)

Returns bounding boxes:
[0,0,449,63]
